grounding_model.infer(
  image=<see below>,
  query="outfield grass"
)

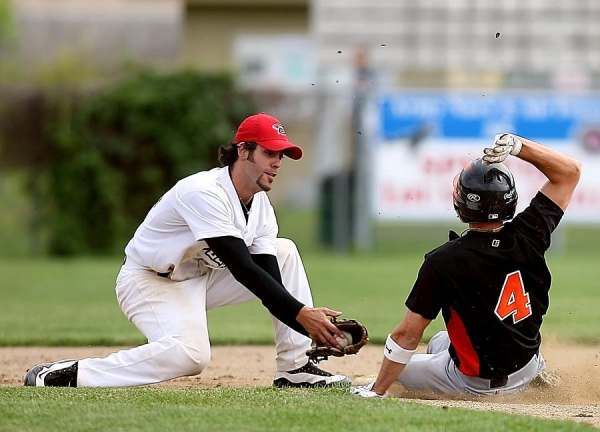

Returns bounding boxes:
[1,252,598,346]
[0,387,594,432]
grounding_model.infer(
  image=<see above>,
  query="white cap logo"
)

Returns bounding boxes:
[272,123,286,135]
[467,193,480,202]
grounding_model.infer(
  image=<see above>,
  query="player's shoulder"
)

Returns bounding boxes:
[423,233,463,264]
[175,167,228,197]
[504,191,564,235]
[510,192,563,222]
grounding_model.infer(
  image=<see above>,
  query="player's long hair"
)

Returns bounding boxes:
[217,141,258,167]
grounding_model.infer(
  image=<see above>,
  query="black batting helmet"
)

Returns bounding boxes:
[453,159,518,223]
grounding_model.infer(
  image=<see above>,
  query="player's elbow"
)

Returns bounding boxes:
[561,157,582,185]
[570,159,582,183]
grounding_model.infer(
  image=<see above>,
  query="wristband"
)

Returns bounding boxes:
[383,334,416,364]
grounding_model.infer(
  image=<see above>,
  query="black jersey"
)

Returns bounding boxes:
[405,192,564,379]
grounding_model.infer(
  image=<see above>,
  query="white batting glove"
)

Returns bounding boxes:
[350,382,385,398]
[483,133,523,163]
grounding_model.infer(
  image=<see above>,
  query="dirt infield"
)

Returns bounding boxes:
[2,339,599,428]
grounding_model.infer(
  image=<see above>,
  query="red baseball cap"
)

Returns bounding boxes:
[233,113,303,160]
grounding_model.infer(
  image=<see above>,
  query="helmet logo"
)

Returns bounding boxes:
[504,190,515,199]
[467,193,480,202]
[489,214,499,219]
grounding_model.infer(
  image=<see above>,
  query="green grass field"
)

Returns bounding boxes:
[1,252,599,346]
[0,388,595,432]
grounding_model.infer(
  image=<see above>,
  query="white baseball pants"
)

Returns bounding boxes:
[76,238,313,387]
[398,331,546,396]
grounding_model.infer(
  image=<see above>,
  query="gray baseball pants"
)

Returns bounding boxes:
[398,331,546,395]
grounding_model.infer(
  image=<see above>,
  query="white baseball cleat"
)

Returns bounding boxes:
[23,360,78,387]
[273,361,350,388]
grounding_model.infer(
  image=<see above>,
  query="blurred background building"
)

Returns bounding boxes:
[1,0,599,255]
[11,0,181,67]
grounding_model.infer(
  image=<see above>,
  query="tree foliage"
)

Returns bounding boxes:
[21,70,254,254]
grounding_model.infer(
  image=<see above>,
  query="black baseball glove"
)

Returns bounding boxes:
[306,317,369,362]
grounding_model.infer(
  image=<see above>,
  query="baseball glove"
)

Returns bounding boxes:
[306,318,369,362]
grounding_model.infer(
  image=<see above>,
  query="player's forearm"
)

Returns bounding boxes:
[517,137,581,186]
[251,254,283,284]
[372,358,406,395]
[372,320,423,395]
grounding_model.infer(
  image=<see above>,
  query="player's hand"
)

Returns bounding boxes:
[483,133,523,163]
[350,382,385,398]
[296,306,344,348]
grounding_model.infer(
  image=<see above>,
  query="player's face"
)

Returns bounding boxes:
[245,146,284,192]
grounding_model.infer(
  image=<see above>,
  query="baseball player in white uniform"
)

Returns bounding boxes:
[24,113,349,388]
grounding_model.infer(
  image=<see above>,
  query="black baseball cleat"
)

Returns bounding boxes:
[273,361,350,388]
[23,360,78,387]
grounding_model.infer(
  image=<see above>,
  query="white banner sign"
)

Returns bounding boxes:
[373,140,600,223]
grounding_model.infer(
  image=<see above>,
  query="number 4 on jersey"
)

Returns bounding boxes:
[494,271,532,324]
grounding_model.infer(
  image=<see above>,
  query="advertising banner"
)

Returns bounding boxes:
[374,92,600,223]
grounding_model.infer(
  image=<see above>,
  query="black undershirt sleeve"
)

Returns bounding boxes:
[251,254,283,284]
[204,236,308,336]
